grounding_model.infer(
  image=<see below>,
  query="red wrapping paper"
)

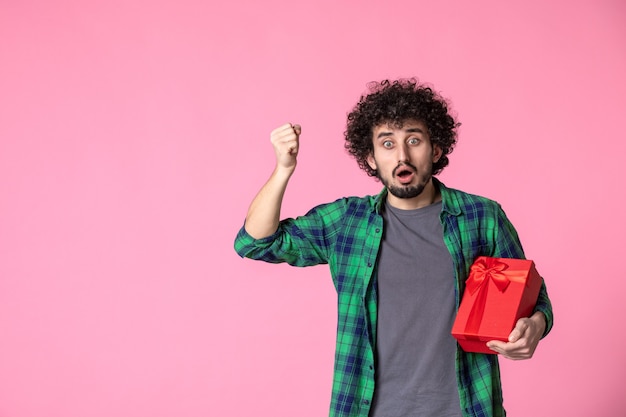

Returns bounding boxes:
[451,257,542,354]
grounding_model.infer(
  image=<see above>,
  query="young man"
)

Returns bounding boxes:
[234,79,553,417]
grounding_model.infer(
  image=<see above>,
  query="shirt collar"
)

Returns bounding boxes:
[373,188,388,214]
[434,177,462,216]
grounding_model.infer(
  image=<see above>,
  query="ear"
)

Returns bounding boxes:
[366,153,377,170]
[432,145,443,163]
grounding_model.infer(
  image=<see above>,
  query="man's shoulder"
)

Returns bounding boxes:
[307,193,380,216]
[438,180,503,213]
[444,185,500,204]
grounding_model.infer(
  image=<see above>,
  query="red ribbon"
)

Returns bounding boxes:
[464,257,511,336]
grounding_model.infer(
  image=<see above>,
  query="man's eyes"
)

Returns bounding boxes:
[381,137,420,148]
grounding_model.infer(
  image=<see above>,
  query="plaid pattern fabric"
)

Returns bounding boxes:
[234,178,553,417]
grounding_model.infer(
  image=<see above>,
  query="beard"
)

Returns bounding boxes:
[377,161,433,199]
[386,183,427,199]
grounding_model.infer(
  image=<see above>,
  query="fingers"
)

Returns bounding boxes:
[271,123,300,137]
[486,318,541,360]
[486,339,527,360]
[270,123,301,170]
[271,123,301,146]
[485,340,507,355]
[488,341,535,360]
[508,318,529,343]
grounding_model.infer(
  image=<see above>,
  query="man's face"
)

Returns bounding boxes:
[367,120,442,206]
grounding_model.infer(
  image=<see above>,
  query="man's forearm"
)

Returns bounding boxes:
[244,167,293,239]
[244,123,300,239]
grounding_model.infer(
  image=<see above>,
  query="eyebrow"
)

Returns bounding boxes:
[375,127,425,140]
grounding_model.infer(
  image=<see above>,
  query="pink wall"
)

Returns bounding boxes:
[1,0,625,416]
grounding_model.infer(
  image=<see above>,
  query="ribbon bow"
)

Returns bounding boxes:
[466,257,511,295]
[464,257,511,336]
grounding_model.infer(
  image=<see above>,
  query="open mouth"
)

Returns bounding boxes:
[396,168,413,179]
[394,166,415,184]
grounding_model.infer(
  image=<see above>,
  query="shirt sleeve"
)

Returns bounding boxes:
[233,199,345,267]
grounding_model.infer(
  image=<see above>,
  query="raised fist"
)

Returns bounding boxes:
[270,123,301,172]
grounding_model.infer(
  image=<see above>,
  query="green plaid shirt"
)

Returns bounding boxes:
[234,178,553,417]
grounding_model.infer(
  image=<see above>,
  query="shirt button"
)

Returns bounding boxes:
[363,400,370,405]
[375,228,380,233]
[367,262,372,267]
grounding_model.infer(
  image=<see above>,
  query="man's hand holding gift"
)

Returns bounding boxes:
[487,311,546,360]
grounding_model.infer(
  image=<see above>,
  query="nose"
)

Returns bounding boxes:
[397,143,409,162]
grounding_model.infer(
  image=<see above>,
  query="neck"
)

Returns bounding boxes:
[386,179,441,210]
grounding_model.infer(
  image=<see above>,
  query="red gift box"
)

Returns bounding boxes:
[451,256,542,354]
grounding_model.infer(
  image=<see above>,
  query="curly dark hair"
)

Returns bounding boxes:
[344,78,460,177]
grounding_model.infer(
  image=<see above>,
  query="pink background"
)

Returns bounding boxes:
[1,1,625,416]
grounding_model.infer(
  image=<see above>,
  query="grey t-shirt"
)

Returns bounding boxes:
[370,201,462,417]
